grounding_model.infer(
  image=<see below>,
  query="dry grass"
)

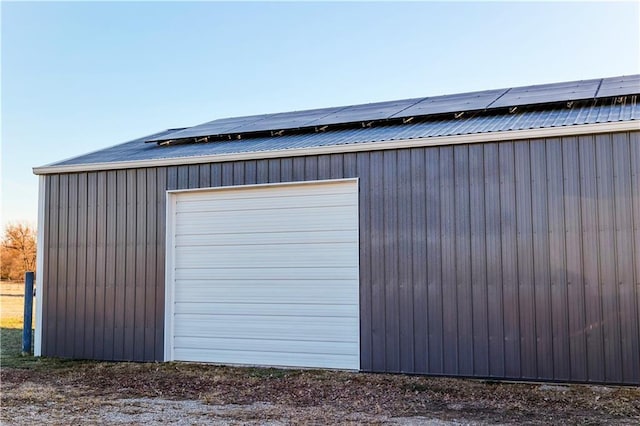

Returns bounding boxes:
[0,281,31,329]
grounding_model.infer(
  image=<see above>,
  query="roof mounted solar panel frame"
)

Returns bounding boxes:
[146,75,640,145]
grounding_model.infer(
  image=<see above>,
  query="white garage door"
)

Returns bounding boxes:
[165,179,360,370]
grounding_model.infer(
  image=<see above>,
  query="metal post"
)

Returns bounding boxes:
[22,271,34,355]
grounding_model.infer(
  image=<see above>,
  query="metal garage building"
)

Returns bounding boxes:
[34,75,640,384]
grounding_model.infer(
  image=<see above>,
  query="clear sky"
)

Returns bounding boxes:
[2,1,639,229]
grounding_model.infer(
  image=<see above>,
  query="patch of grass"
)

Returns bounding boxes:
[0,317,24,329]
[0,327,95,370]
[246,367,301,379]
[1,327,29,367]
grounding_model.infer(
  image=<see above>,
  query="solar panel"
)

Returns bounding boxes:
[308,98,424,126]
[390,89,507,118]
[490,79,601,108]
[149,113,275,142]
[233,106,346,133]
[596,75,640,98]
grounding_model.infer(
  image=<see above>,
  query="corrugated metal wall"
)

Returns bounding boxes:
[41,130,640,384]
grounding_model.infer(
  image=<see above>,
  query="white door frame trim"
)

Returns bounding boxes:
[163,177,360,363]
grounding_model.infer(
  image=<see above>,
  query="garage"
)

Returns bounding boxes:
[34,75,640,384]
[164,179,360,369]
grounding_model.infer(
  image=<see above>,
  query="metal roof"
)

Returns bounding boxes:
[46,97,639,169]
[146,75,640,144]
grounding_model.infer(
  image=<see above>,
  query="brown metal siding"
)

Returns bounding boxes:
[41,131,640,384]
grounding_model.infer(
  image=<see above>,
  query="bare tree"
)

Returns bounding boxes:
[0,222,37,281]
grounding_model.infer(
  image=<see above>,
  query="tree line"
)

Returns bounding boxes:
[1,223,37,281]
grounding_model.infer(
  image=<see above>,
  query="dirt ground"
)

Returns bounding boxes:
[2,354,640,425]
[1,282,639,425]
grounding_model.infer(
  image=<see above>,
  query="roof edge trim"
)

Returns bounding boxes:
[33,121,640,175]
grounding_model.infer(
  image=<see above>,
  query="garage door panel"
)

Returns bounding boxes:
[174,302,358,317]
[174,315,358,338]
[176,183,356,203]
[175,281,358,304]
[174,337,358,356]
[175,230,359,246]
[176,206,356,235]
[175,245,358,268]
[174,348,359,370]
[167,179,359,370]
[175,267,359,281]
[176,192,357,213]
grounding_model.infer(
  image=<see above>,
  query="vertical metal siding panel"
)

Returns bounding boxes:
[74,173,88,358]
[114,170,127,359]
[383,150,400,372]
[177,165,189,189]
[546,138,571,380]
[45,175,59,356]
[410,148,428,373]
[104,171,117,360]
[94,172,107,359]
[57,174,68,357]
[257,159,269,184]
[357,152,372,371]
[330,154,344,180]
[84,173,97,359]
[268,159,281,183]
[439,146,458,374]
[397,149,415,372]
[613,132,640,384]
[469,144,489,376]
[629,132,640,384]
[499,142,521,378]
[343,153,357,179]
[145,168,158,361]
[578,135,605,382]
[244,160,257,185]
[233,162,245,186]
[425,147,443,374]
[124,169,137,360]
[595,134,623,383]
[454,145,473,375]
[155,167,168,360]
[483,143,505,377]
[369,151,386,370]
[514,141,536,379]
[304,157,318,181]
[562,137,588,380]
[280,157,293,182]
[134,170,147,361]
[167,166,178,191]
[530,140,554,380]
[199,164,211,188]
[188,165,199,187]
[210,163,222,187]
[317,154,331,180]
[65,174,78,359]
[292,157,305,181]
[222,163,234,186]
[178,165,190,187]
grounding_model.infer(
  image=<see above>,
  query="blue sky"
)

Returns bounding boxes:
[2,1,639,228]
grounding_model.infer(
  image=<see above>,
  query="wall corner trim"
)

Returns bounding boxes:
[34,175,46,356]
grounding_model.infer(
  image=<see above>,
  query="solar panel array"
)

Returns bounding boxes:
[147,75,640,143]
